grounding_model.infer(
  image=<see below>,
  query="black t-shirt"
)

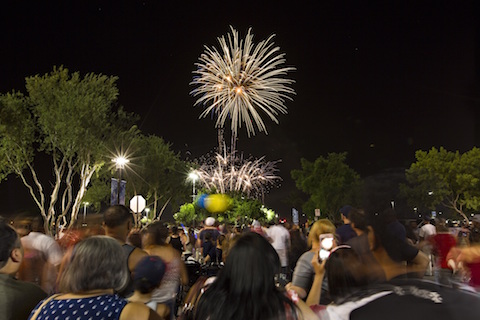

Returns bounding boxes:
[336,224,357,244]
[202,240,215,258]
[170,236,183,253]
[324,278,480,320]
[199,228,220,244]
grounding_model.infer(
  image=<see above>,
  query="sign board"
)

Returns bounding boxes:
[315,208,321,217]
[130,195,146,213]
[292,208,299,225]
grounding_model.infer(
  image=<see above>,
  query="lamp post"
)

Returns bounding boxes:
[112,156,129,205]
[82,201,90,225]
[188,171,199,201]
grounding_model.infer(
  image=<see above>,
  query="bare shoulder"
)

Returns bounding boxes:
[128,247,148,271]
[120,302,162,320]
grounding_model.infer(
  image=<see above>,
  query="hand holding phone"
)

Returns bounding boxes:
[318,233,335,261]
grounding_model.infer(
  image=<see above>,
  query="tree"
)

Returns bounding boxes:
[0,66,135,234]
[227,197,264,224]
[400,147,480,222]
[173,203,197,225]
[291,152,361,221]
[124,134,190,220]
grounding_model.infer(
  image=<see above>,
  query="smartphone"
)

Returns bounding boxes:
[319,233,335,261]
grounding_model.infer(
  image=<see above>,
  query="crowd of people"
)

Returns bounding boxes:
[2,204,480,319]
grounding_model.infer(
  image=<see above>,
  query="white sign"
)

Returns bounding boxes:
[292,208,299,225]
[315,208,321,217]
[130,195,146,213]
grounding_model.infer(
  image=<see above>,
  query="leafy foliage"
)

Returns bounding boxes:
[0,91,35,181]
[174,203,197,225]
[230,197,264,222]
[400,147,480,221]
[291,152,361,221]
[0,66,136,234]
[124,134,190,218]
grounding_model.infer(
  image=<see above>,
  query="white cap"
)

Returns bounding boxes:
[205,217,215,226]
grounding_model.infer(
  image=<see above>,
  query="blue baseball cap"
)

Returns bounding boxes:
[133,256,166,286]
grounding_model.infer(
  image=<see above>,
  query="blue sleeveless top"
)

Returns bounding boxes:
[29,294,128,320]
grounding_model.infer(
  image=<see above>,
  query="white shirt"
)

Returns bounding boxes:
[21,231,63,266]
[419,223,436,240]
[267,225,290,250]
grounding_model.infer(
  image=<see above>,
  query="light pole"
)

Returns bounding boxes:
[112,156,129,205]
[82,201,90,225]
[188,171,199,201]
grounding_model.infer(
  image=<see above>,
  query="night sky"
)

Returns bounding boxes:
[1,1,480,216]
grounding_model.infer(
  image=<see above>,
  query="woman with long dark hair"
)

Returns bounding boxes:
[193,232,314,320]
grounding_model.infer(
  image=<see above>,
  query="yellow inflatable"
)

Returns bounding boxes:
[204,194,232,213]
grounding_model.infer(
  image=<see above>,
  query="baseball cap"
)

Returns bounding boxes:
[133,256,166,287]
[339,205,353,218]
[205,217,215,226]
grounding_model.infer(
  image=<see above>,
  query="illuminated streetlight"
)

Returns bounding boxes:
[111,155,129,205]
[113,156,130,169]
[188,171,199,200]
[82,201,90,225]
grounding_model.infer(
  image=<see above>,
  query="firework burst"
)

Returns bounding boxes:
[193,150,281,200]
[191,26,295,139]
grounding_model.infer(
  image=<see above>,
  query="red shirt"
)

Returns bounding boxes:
[430,233,457,269]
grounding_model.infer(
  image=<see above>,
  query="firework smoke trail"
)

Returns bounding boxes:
[191,26,295,140]
[194,150,281,200]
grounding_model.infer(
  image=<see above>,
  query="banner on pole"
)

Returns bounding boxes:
[292,208,299,225]
[111,178,118,205]
[119,180,126,205]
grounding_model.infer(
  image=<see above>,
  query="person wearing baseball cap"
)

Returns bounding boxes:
[129,255,169,318]
[196,217,220,249]
[335,205,357,244]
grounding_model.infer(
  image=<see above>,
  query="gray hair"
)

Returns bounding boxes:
[58,236,129,293]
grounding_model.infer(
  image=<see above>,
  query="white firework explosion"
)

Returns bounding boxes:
[191,26,295,139]
[193,150,281,200]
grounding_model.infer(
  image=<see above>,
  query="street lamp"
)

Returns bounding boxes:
[82,201,90,225]
[112,155,129,205]
[113,156,129,170]
[188,171,199,201]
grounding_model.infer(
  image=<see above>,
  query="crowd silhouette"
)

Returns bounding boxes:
[2,204,480,320]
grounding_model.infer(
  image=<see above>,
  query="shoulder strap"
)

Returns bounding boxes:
[29,293,62,320]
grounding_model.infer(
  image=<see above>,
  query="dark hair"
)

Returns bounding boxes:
[0,220,19,269]
[366,208,418,262]
[127,229,143,248]
[349,208,367,232]
[103,205,132,228]
[194,232,298,320]
[171,225,178,234]
[143,221,169,246]
[217,234,225,246]
[325,247,367,303]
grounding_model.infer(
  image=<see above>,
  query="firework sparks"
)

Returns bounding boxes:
[194,150,281,200]
[191,26,295,139]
